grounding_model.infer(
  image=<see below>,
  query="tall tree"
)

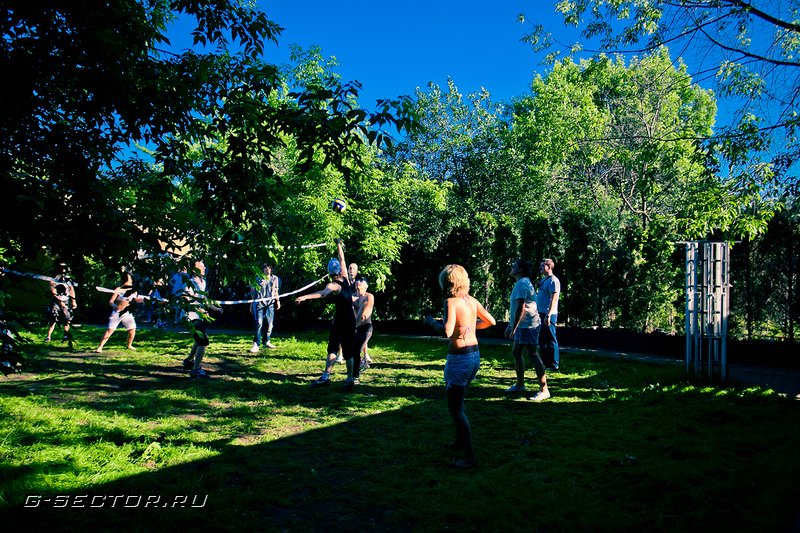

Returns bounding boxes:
[521,0,800,203]
[0,1,411,273]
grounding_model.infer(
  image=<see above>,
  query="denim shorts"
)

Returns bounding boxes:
[514,327,539,345]
[444,351,480,388]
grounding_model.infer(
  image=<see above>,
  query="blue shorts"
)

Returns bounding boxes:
[514,327,539,345]
[444,351,480,388]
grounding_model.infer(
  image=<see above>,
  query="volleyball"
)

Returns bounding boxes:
[330,198,347,213]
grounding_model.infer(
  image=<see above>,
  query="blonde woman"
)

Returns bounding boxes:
[95,272,143,352]
[429,264,496,469]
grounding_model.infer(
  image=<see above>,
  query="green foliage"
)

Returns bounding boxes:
[0,2,414,282]
[521,0,800,199]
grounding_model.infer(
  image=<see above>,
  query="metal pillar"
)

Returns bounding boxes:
[685,241,730,381]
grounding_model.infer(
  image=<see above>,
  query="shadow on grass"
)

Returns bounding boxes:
[4,333,800,532]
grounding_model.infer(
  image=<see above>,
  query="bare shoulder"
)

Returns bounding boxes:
[326,281,342,293]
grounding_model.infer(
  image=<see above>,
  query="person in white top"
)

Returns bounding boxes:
[504,259,549,401]
[181,260,223,378]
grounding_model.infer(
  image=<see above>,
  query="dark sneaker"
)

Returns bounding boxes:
[310,376,330,388]
[342,378,355,392]
[182,358,194,370]
[190,368,209,379]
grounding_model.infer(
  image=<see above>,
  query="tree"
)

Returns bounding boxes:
[0,1,412,276]
[521,0,800,203]
[511,48,725,331]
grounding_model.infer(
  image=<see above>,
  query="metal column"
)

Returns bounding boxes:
[685,241,730,382]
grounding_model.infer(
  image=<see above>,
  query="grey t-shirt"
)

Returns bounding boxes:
[509,277,540,328]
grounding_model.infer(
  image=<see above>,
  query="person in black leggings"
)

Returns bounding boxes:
[353,275,374,375]
[295,239,359,390]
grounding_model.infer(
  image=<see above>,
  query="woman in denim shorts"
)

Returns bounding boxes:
[433,264,496,469]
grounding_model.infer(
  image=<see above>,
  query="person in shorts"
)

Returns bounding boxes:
[95,272,143,352]
[353,275,374,373]
[295,239,358,390]
[426,264,496,469]
[504,259,549,401]
[45,263,77,344]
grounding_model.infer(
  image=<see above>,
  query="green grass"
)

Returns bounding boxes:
[2,325,799,531]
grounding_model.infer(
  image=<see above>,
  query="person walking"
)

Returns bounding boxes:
[427,264,496,469]
[536,258,561,371]
[504,259,549,401]
[249,263,280,352]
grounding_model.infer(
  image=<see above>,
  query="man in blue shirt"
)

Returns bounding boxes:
[535,258,561,371]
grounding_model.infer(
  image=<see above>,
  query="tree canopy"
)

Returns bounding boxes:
[0,1,413,272]
[520,0,800,199]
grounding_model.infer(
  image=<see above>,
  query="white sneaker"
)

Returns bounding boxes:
[265,341,276,349]
[505,384,526,393]
[531,390,551,402]
[249,342,259,353]
[336,354,344,364]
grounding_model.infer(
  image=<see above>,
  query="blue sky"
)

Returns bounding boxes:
[165,2,771,133]
[242,1,573,108]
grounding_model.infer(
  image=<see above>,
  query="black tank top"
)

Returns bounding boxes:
[332,279,356,327]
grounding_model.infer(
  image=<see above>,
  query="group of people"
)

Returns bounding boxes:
[44,250,561,471]
[295,239,374,391]
[86,249,375,381]
[424,257,561,469]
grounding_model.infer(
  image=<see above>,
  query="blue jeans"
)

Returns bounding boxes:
[253,304,275,345]
[538,313,559,369]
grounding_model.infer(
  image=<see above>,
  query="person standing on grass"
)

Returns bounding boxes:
[504,259,550,401]
[425,264,496,469]
[335,261,365,365]
[295,239,359,391]
[353,275,374,373]
[249,263,280,352]
[45,263,77,344]
[181,259,223,379]
[350,263,374,370]
[95,272,143,352]
[169,265,187,326]
[536,258,561,371]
